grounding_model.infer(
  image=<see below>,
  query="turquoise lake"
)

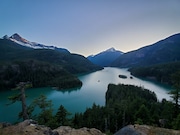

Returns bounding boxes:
[0,67,172,123]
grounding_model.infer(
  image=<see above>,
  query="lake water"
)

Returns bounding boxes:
[0,67,172,123]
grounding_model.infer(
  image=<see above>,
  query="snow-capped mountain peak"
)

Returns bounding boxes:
[2,33,70,53]
[10,33,29,44]
[102,47,123,54]
[105,47,116,52]
[87,47,124,67]
[8,33,52,49]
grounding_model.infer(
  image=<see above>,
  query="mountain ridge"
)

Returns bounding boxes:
[111,33,180,68]
[0,35,102,89]
[0,37,102,74]
[2,33,70,53]
[87,47,123,67]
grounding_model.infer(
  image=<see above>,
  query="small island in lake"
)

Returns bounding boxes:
[118,74,127,79]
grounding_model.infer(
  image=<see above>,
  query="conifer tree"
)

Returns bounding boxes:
[8,81,32,120]
[32,95,53,124]
[169,71,180,116]
[56,105,70,126]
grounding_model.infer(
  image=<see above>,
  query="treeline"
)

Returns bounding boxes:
[10,83,180,134]
[0,60,82,90]
[72,84,180,133]
[105,84,173,129]
[129,62,180,85]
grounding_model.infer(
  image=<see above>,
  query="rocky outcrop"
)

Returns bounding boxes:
[54,126,104,135]
[0,120,104,135]
[114,124,180,135]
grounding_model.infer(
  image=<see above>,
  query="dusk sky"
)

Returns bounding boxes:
[1,0,180,56]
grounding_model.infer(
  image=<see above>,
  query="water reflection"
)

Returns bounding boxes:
[53,86,81,94]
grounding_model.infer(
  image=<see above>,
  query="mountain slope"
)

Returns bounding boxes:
[0,60,82,90]
[87,47,123,67]
[0,36,102,89]
[128,61,180,85]
[111,33,180,68]
[0,36,102,74]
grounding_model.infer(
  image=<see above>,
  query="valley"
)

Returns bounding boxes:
[0,68,171,123]
[1,1,180,134]
[0,33,180,134]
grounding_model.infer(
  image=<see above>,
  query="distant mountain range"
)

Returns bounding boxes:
[111,33,180,68]
[0,33,102,90]
[3,33,69,53]
[1,32,180,89]
[87,47,123,67]
[3,33,180,69]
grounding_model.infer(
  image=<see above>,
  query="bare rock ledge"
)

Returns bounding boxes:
[0,120,105,135]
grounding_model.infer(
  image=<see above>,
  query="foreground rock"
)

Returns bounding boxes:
[114,125,180,135]
[0,120,104,135]
[54,126,105,135]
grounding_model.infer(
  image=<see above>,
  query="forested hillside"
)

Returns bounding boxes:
[129,62,180,85]
[71,84,180,133]
[0,39,102,74]
[0,38,102,89]
[0,60,82,90]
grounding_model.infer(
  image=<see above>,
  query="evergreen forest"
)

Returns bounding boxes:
[129,62,180,85]
[0,38,102,90]
[0,60,82,90]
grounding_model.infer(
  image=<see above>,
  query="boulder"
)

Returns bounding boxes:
[114,124,180,135]
[114,125,143,135]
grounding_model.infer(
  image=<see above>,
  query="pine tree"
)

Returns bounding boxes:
[56,105,70,126]
[8,81,32,120]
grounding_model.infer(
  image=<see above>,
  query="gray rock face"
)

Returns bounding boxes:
[54,126,105,135]
[0,120,104,135]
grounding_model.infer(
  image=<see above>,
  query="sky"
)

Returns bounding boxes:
[0,0,180,56]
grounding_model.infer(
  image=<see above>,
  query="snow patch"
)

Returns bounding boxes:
[106,47,116,52]
[8,34,56,50]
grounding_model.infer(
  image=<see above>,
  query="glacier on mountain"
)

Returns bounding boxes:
[2,33,69,53]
